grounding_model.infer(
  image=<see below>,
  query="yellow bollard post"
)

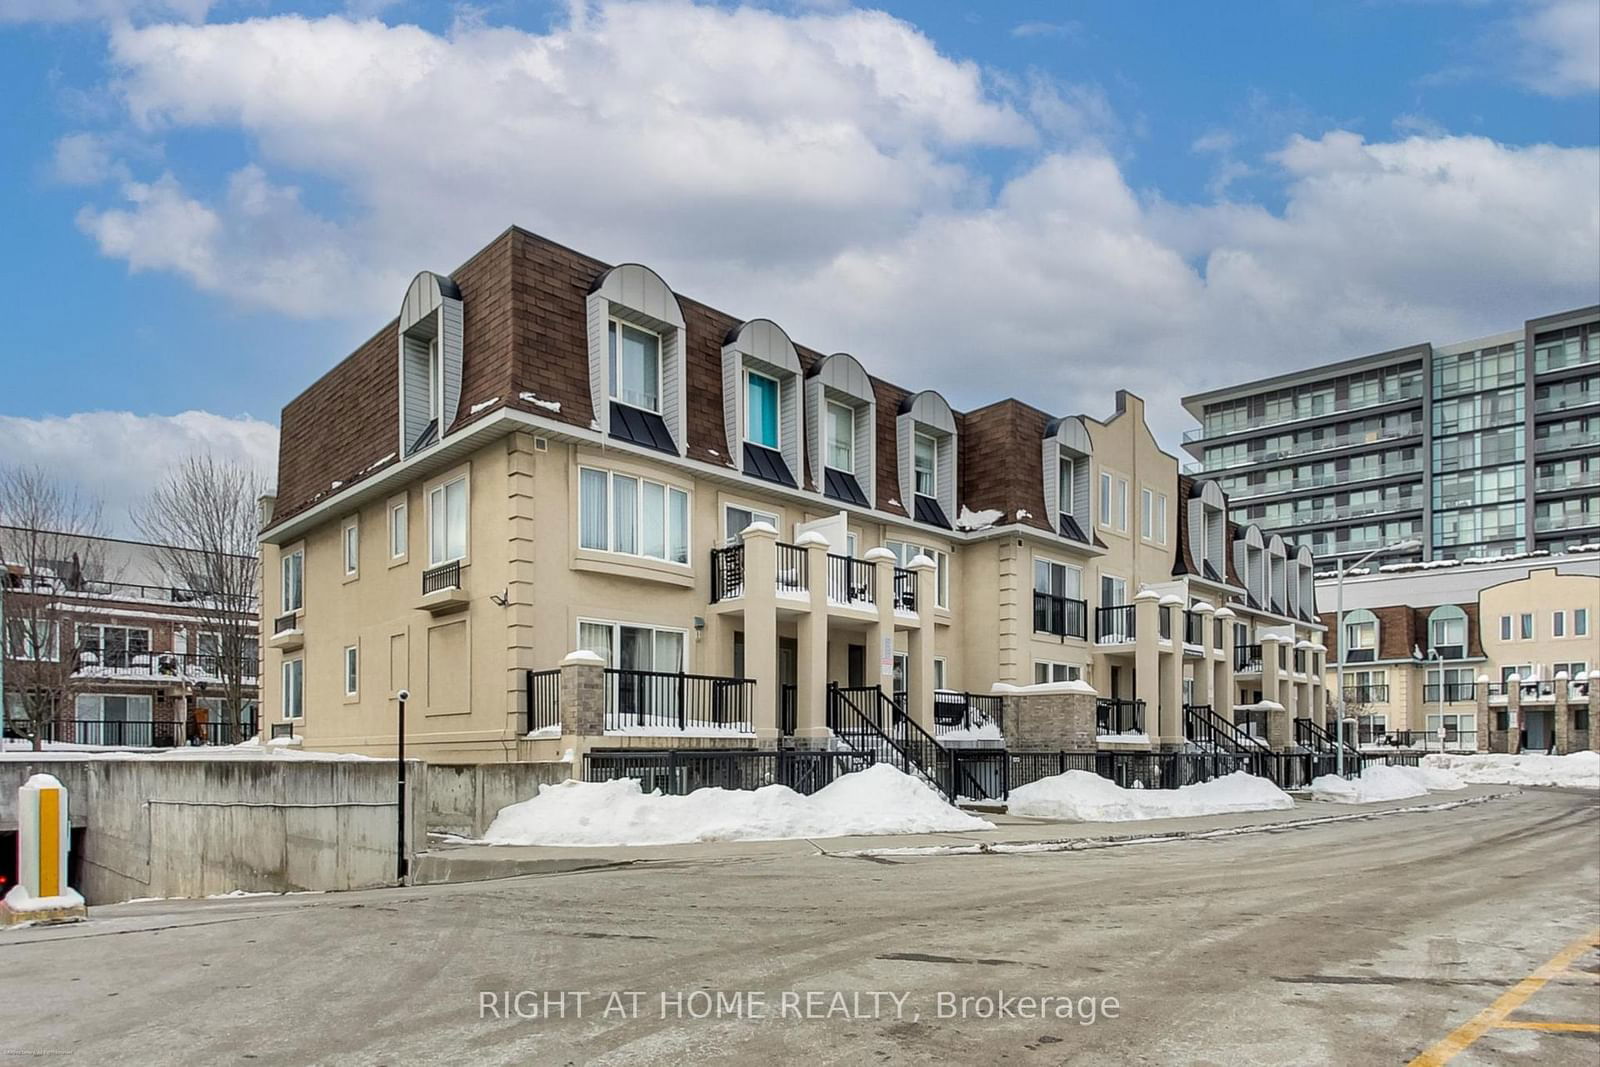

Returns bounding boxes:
[1,773,87,925]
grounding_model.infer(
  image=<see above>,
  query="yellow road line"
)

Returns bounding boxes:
[1494,1021,1600,1033]
[1408,927,1600,1066]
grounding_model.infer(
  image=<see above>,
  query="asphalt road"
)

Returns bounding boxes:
[2,788,1597,1066]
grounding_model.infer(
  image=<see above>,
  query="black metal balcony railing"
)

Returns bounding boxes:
[1358,725,1418,747]
[77,649,261,684]
[1293,649,1308,674]
[1033,592,1088,639]
[273,611,299,635]
[933,692,1004,736]
[780,683,797,736]
[1343,684,1390,705]
[1158,606,1172,641]
[1183,610,1205,646]
[604,668,756,733]
[1096,698,1145,736]
[421,560,461,595]
[710,544,744,603]
[31,716,259,748]
[893,567,917,612]
[0,571,258,612]
[775,542,808,596]
[1095,604,1136,643]
[827,554,875,606]
[1422,682,1478,703]
[525,668,561,735]
[1235,643,1263,673]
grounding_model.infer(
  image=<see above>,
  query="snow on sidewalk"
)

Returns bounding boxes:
[1422,751,1600,789]
[1310,762,1466,804]
[481,764,995,847]
[0,738,377,762]
[1006,770,1294,822]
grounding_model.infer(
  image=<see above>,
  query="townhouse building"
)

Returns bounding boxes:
[258,226,1326,767]
[2,529,260,746]
[1181,306,1600,564]
[1316,549,1598,755]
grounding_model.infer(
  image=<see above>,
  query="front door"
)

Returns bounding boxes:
[1521,710,1552,753]
[778,638,797,736]
[847,644,865,688]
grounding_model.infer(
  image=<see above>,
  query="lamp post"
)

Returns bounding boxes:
[396,688,410,885]
[1334,537,1422,777]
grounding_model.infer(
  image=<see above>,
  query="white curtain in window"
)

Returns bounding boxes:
[668,489,688,564]
[579,622,613,665]
[580,469,608,550]
[641,480,666,559]
[612,475,638,555]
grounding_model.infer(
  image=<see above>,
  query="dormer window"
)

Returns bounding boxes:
[609,320,662,412]
[809,353,875,509]
[722,319,801,487]
[397,272,462,458]
[745,369,780,448]
[898,391,957,529]
[1043,416,1093,543]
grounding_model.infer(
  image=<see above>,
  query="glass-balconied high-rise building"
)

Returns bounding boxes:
[1182,306,1599,563]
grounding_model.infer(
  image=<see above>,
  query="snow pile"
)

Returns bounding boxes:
[3,884,86,914]
[955,506,1004,531]
[468,396,502,415]
[518,391,562,413]
[937,722,1003,743]
[481,764,993,847]
[1006,770,1293,822]
[1311,762,1468,804]
[1422,752,1600,789]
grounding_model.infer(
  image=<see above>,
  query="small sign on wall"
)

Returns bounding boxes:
[881,636,894,673]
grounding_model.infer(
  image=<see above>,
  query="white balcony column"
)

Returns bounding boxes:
[863,547,899,695]
[1159,594,1186,747]
[1261,634,1284,721]
[906,554,938,733]
[740,522,781,744]
[795,533,832,745]
[1215,607,1237,722]
[1190,602,1214,708]
[1133,590,1162,746]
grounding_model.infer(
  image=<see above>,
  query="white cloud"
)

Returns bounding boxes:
[57,2,1600,449]
[51,132,131,185]
[1514,0,1600,95]
[0,0,213,23]
[0,411,278,535]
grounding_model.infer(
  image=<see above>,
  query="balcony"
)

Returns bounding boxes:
[827,553,875,608]
[419,560,468,614]
[1033,592,1087,640]
[1224,460,1423,501]
[1342,684,1390,705]
[1535,344,1600,375]
[1183,388,1423,446]
[1183,609,1205,648]
[893,566,917,613]
[1096,698,1145,736]
[1535,510,1600,533]
[1422,682,1478,703]
[933,692,1004,738]
[1184,423,1423,475]
[604,668,756,735]
[1535,388,1600,415]
[1095,605,1136,644]
[776,542,809,598]
[269,609,303,651]
[1535,468,1600,493]
[1536,429,1598,455]
[77,649,262,686]
[1235,643,1263,674]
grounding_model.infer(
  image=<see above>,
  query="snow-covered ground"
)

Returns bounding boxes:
[1422,751,1600,789]
[481,764,994,847]
[1006,770,1294,822]
[0,738,377,762]
[1310,763,1467,804]
[936,722,1003,743]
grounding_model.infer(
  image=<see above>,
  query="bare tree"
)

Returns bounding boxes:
[135,455,266,740]
[0,466,105,750]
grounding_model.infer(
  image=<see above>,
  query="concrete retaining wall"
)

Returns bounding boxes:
[425,761,574,838]
[0,759,425,905]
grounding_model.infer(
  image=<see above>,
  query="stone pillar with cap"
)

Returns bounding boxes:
[1215,606,1237,722]
[863,547,899,698]
[795,531,832,746]
[739,521,781,745]
[906,554,939,732]
[1134,588,1161,742]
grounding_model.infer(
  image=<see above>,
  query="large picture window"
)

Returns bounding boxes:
[579,467,689,564]
[428,476,468,566]
[608,320,661,412]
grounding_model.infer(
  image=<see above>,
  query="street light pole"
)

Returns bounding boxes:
[396,688,410,885]
[1332,536,1422,778]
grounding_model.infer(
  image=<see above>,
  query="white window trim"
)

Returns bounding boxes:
[1576,608,1589,637]
[1552,610,1566,638]
[281,547,304,614]
[721,500,778,547]
[282,658,304,721]
[885,539,951,609]
[743,367,782,449]
[343,644,359,699]
[575,618,691,670]
[826,400,855,473]
[608,316,664,415]
[1032,553,1083,598]
[388,494,409,565]
[579,465,692,565]
[913,432,939,498]
[1141,487,1154,540]
[342,517,360,579]
[426,470,470,568]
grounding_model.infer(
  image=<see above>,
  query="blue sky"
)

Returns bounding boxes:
[1,0,1596,525]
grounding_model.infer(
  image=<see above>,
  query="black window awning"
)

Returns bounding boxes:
[609,402,677,455]
[742,443,796,488]
[1059,513,1087,543]
[914,494,951,529]
[824,467,869,508]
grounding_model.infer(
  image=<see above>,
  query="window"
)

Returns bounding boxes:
[1344,619,1376,659]
[1577,609,1590,637]
[1520,613,1534,640]
[342,520,359,577]
[886,540,951,609]
[389,499,408,559]
[344,645,359,697]
[578,467,689,563]
[1059,456,1074,514]
[1101,574,1127,607]
[1141,488,1153,539]
[826,401,854,471]
[578,620,685,674]
[1500,614,1512,641]
[1431,615,1465,653]
[78,624,151,665]
[933,657,947,691]
[3,620,58,661]
[1100,473,1129,532]
[75,693,152,727]
[1034,558,1082,599]
[1098,471,1113,527]
[913,433,937,497]
[1554,611,1566,638]
[1034,661,1082,684]
[1424,712,1475,750]
[1554,660,1588,680]
[281,548,303,613]
[723,503,778,546]
[745,369,780,448]
[608,319,661,412]
[282,658,304,720]
[428,475,468,566]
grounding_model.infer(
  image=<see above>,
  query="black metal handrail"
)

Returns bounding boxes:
[76,648,261,683]
[1235,643,1263,672]
[1183,610,1205,646]
[892,567,917,612]
[1095,697,1144,735]
[422,560,461,595]
[1095,604,1136,643]
[603,668,755,733]
[1158,606,1172,641]
[525,668,561,734]
[775,542,808,596]
[1033,592,1087,639]
[1343,684,1390,704]
[273,611,299,634]
[710,544,745,603]
[827,684,936,787]
[1184,703,1255,753]
[933,691,1004,735]
[826,554,875,605]
[780,683,797,736]
[1422,682,1478,703]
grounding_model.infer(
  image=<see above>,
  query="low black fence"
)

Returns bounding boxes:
[526,668,561,734]
[933,691,1004,735]
[827,554,875,605]
[1095,604,1136,643]
[1033,592,1087,639]
[583,748,876,796]
[31,716,259,748]
[1000,748,1402,796]
[1095,698,1144,735]
[603,668,756,733]
[1235,643,1263,673]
